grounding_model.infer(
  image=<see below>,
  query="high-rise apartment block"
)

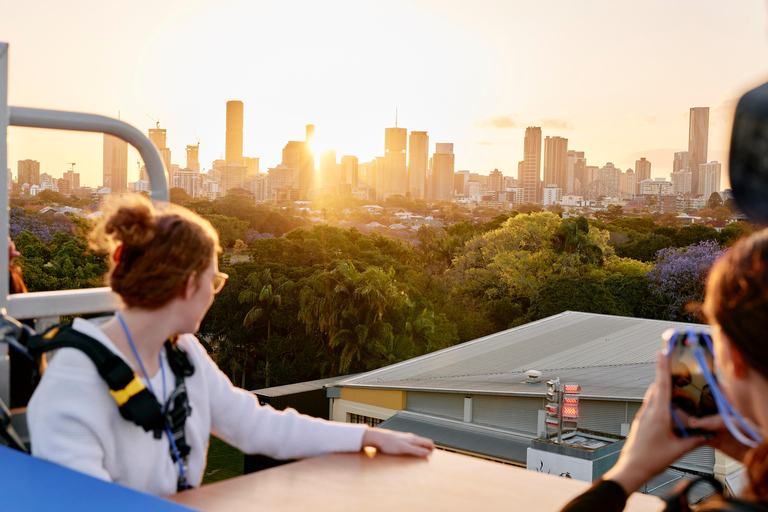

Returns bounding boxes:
[597,162,622,196]
[408,131,428,199]
[622,169,636,198]
[226,100,244,165]
[566,150,586,193]
[103,134,128,192]
[431,143,455,201]
[688,107,709,196]
[63,169,80,190]
[543,136,568,191]
[17,159,40,186]
[522,127,542,204]
[698,161,722,199]
[672,169,692,195]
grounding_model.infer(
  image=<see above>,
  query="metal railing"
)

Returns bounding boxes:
[0,41,169,406]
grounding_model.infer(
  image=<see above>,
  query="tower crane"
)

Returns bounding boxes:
[193,130,200,147]
[145,113,160,129]
[67,163,76,172]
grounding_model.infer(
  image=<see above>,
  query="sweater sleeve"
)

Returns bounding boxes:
[27,350,113,483]
[186,337,368,459]
[560,479,628,512]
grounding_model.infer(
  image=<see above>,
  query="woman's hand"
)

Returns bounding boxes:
[361,427,435,457]
[603,353,705,495]
[696,414,751,464]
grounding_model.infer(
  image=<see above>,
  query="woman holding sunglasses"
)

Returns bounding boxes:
[27,195,433,496]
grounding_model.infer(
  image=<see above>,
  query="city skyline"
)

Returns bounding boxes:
[4,1,768,187]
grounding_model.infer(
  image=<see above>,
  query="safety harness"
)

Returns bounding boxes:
[26,324,195,488]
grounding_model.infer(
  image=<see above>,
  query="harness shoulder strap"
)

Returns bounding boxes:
[27,324,165,434]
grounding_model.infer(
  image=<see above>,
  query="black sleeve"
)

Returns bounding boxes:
[560,479,628,512]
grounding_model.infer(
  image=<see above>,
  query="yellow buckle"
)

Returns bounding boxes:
[110,375,146,406]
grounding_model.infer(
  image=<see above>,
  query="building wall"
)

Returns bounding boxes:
[522,127,542,203]
[688,107,709,195]
[543,136,568,192]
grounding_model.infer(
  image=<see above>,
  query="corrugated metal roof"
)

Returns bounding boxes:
[378,411,532,463]
[642,468,716,502]
[334,312,708,400]
[251,374,358,398]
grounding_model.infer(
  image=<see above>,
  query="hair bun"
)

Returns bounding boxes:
[104,200,156,247]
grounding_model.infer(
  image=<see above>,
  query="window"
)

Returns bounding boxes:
[349,413,383,427]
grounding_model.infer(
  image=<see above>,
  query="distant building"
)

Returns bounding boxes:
[244,157,259,177]
[340,155,358,187]
[543,136,568,192]
[408,131,428,199]
[282,140,312,199]
[489,169,504,193]
[103,134,128,193]
[220,163,247,195]
[597,162,622,196]
[17,159,40,187]
[148,128,172,184]
[226,100,244,165]
[688,107,709,195]
[621,169,636,198]
[431,143,455,201]
[383,127,408,199]
[186,144,200,173]
[542,185,562,206]
[173,168,202,198]
[319,150,339,186]
[698,161,722,199]
[566,150,586,194]
[638,178,673,196]
[673,151,689,174]
[672,169,692,195]
[268,164,294,201]
[522,127,542,203]
[635,158,651,185]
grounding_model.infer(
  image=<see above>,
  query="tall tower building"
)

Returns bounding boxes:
[340,155,358,187]
[408,131,428,199]
[226,100,244,165]
[282,140,313,199]
[489,169,504,192]
[17,159,40,186]
[522,127,542,204]
[319,150,339,186]
[148,128,172,184]
[103,134,128,192]
[431,143,455,200]
[543,136,568,190]
[698,161,722,199]
[673,151,689,174]
[305,124,315,143]
[688,107,709,196]
[383,127,408,198]
[186,144,200,173]
[635,158,651,183]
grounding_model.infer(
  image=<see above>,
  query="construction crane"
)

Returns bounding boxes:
[67,163,76,172]
[193,130,200,147]
[145,113,160,129]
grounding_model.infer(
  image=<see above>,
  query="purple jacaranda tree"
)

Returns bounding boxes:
[9,207,75,243]
[647,240,726,322]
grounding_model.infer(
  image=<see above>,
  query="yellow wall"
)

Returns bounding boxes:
[340,387,406,411]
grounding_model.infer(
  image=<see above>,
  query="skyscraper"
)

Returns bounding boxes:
[226,100,244,165]
[698,161,722,199]
[543,136,568,190]
[522,127,542,204]
[340,155,358,187]
[566,150,586,193]
[282,140,313,199]
[103,134,128,192]
[635,158,651,183]
[673,151,689,174]
[319,150,339,186]
[431,143,455,200]
[408,131,429,199]
[489,169,504,192]
[186,144,200,173]
[688,107,709,196]
[383,127,408,198]
[17,159,40,186]
[148,128,172,184]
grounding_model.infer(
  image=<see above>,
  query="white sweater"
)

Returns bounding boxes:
[27,318,367,496]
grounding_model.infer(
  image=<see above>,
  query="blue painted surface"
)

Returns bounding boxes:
[0,445,197,511]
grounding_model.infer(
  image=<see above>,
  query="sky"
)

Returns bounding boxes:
[3,0,768,188]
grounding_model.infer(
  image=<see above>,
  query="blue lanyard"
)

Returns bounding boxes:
[114,311,189,489]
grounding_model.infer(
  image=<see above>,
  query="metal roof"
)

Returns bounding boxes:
[334,312,709,400]
[251,374,358,398]
[378,411,532,464]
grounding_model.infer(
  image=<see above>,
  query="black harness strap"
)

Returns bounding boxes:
[28,325,195,471]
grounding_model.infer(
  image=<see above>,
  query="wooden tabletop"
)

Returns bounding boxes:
[168,449,663,512]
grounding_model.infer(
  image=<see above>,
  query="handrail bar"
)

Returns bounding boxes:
[8,106,169,202]
[5,288,120,320]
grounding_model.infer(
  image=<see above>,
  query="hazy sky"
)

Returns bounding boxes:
[3,0,768,188]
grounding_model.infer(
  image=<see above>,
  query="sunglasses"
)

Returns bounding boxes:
[212,272,228,294]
